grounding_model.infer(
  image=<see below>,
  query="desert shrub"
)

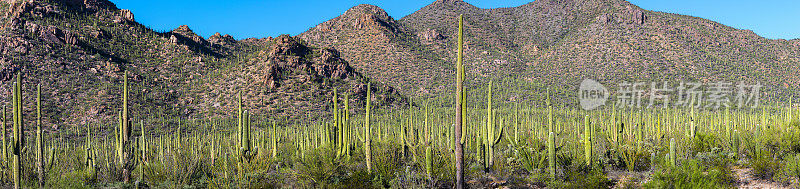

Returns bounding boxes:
[644,159,735,188]
[748,149,779,180]
[546,163,614,189]
[774,153,800,185]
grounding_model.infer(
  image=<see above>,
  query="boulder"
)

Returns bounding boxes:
[40,25,63,44]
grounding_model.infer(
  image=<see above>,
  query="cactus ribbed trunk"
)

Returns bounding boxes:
[584,115,592,167]
[37,84,44,187]
[12,73,23,189]
[454,14,465,189]
[548,132,555,180]
[121,71,132,183]
[364,82,372,173]
[1,105,6,177]
[271,122,277,159]
[669,138,676,167]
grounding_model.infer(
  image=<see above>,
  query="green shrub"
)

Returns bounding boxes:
[775,153,800,185]
[749,150,779,180]
[644,159,735,188]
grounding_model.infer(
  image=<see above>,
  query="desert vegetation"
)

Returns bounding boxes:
[0,14,796,189]
[2,0,800,188]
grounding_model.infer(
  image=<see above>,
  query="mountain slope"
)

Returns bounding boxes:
[299,4,451,95]
[301,0,800,103]
[0,0,404,126]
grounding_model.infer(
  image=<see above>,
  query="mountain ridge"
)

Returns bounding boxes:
[300,0,800,103]
[0,0,405,127]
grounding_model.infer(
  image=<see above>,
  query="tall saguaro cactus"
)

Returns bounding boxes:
[1,105,6,176]
[482,80,503,173]
[121,71,133,183]
[12,73,23,189]
[584,115,592,167]
[36,84,44,187]
[454,14,465,189]
[364,82,372,173]
[548,132,556,180]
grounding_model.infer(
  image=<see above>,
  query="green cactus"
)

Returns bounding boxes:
[454,14,465,189]
[669,138,676,167]
[789,97,793,124]
[85,124,96,181]
[548,88,553,134]
[364,83,372,173]
[482,80,504,173]
[271,122,278,160]
[548,132,555,181]
[689,106,696,139]
[120,71,133,183]
[343,92,351,161]
[425,146,432,180]
[1,105,6,174]
[12,73,23,189]
[36,84,44,187]
[584,115,592,167]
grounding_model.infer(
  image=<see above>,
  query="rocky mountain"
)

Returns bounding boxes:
[301,0,800,103]
[0,0,404,127]
[299,4,451,95]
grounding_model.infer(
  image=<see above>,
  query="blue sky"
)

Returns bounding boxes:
[109,0,800,40]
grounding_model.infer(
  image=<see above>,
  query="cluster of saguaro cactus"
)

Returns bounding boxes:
[481,80,504,173]
[85,124,97,181]
[35,84,54,187]
[237,91,258,172]
[270,122,278,160]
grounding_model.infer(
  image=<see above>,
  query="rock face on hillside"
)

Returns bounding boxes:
[299,4,451,95]
[208,32,236,48]
[170,25,208,46]
[202,34,405,119]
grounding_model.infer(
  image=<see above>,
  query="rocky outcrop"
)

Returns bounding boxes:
[113,9,134,23]
[262,35,356,89]
[169,25,208,46]
[208,32,236,47]
[418,28,444,43]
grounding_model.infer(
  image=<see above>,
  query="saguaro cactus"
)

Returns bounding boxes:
[454,14,465,189]
[1,105,6,174]
[363,83,372,173]
[669,138,676,167]
[425,145,433,180]
[36,84,44,187]
[584,115,592,167]
[85,124,96,181]
[482,81,504,173]
[548,132,556,180]
[121,71,133,183]
[271,122,278,159]
[12,73,23,189]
